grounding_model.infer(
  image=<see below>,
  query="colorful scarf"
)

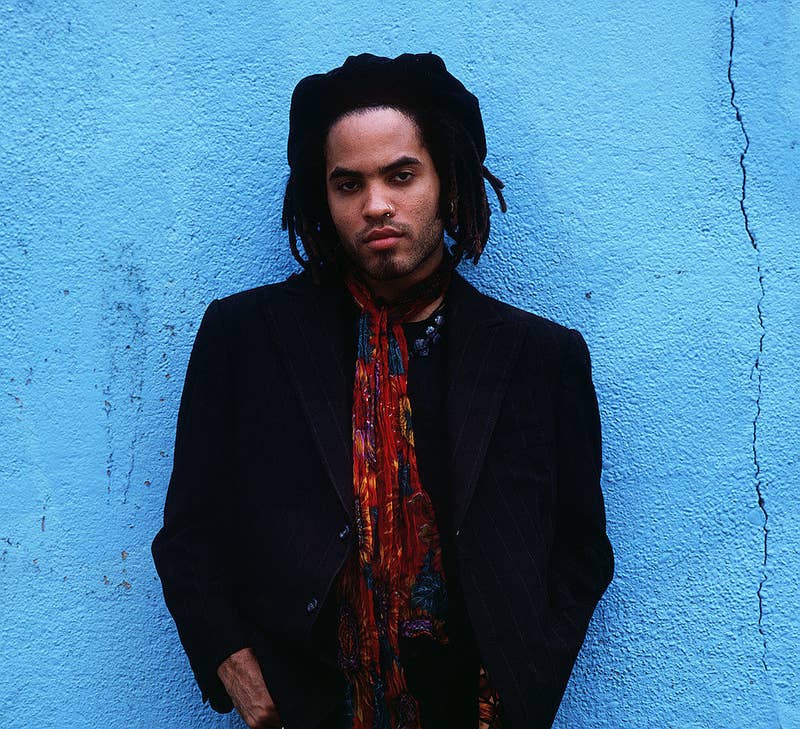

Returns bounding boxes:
[336,272,502,729]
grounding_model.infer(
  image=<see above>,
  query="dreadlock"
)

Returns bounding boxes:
[282,105,506,281]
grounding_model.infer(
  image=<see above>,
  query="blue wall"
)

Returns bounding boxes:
[1,1,797,726]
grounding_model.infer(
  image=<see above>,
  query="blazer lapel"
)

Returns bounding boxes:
[259,271,522,531]
[262,274,356,523]
[446,273,524,532]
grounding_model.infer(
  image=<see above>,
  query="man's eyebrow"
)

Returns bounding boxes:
[328,166,361,181]
[328,156,422,181]
[379,156,422,174]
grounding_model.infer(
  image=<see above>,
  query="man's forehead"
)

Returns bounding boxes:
[326,106,421,145]
[325,108,428,173]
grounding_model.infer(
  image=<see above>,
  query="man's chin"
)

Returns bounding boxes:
[362,263,408,282]
[352,252,409,282]
[344,238,444,285]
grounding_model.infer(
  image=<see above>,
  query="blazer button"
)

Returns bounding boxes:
[338,524,350,540]
[306,598,318,613]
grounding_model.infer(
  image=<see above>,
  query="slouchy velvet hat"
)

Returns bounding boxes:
[287,52,487,167]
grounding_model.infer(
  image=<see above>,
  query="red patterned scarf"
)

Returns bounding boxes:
[336,271,502,729]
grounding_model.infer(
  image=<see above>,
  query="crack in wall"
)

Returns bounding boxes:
[728,0,769,674]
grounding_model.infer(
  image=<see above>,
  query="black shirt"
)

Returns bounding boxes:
[400,312,480,728]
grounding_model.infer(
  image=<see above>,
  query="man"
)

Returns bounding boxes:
[152,53,613,729]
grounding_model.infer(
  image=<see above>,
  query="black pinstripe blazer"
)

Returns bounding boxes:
[152,270,613,729]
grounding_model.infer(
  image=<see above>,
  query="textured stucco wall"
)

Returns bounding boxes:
[1,1,797,727]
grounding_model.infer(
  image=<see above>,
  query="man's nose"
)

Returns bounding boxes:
[362,184,393,221]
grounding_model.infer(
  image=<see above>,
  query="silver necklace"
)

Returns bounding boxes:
[409,306,445,358]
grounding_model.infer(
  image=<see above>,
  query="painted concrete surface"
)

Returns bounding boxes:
[1,1,796,727]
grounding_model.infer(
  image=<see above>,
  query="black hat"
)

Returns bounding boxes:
[287,52,486,167]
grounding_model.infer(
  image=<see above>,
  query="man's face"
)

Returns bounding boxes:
[324,107,443,297]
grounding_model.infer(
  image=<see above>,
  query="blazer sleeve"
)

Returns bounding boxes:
[151,299,247,713]
[533,328,614,726]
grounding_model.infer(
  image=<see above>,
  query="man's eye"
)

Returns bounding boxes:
[392,171,414,183]
[337,180,360,192]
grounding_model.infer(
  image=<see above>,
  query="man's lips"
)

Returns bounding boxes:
[362,227,403,250]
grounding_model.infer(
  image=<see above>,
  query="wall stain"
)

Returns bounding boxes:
[40,494,50,532]
[100,244,148,504]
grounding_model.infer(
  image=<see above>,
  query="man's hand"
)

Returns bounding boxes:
[217,647,281,729]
